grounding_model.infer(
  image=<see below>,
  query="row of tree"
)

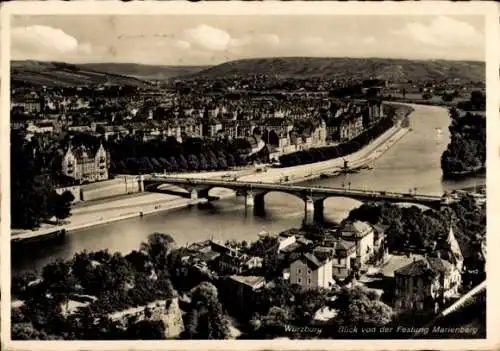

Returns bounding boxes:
[279,117,394,167]
[107,136,254,174]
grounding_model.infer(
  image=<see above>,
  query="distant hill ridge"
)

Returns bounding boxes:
[78,62,208,80]
[11,60,153,88]
[186,57,485,82]
[11,57,485,87]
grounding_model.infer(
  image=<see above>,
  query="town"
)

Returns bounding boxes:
[11,66,486,340]
[8,13,487,342]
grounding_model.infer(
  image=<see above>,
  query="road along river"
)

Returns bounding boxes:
[11,104,485,274]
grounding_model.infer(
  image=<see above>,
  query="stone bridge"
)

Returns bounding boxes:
[144,176,447,225]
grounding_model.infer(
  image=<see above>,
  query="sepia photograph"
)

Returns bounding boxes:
[1,2,497,349]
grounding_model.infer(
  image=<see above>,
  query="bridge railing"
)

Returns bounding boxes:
[148,177,442,200]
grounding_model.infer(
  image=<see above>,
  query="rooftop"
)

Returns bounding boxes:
[229,275,266,289]
[379,254,425,278]
[395,256,455,277]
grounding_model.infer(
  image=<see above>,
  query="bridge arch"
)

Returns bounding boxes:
[261,129,280,147]
[207,187,237,198]
[322,196,365,222]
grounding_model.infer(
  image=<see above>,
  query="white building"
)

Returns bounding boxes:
[289,252,335,290]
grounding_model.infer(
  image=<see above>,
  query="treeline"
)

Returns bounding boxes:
[11,131,75,229]
[107,136,265,174]
[279,117,394,167]
[441,108,486,177]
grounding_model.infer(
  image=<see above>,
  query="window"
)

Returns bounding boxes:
[307,269,311,275]
[297,268,302,275]
[298,278,302,284]
[308,278,311,285]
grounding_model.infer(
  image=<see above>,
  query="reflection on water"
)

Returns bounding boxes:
[11,105,485,274]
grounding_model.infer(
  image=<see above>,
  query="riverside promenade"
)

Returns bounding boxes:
[11,121,410,242]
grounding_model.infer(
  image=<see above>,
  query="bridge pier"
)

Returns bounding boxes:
[190,189,199,200]
[245,190,266,216]
[304,197,325,226]
[138,175,144,193]
[186,186,210,200]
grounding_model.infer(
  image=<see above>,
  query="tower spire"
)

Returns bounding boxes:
[447,224,463,272]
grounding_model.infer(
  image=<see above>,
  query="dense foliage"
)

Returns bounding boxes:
[348,196,486,286]
[279,117,394,167]
[181,282,232,339]
[238,280,392,339]
[441,107,486,177]
[11,131,75,229]
[11,233,236,340]
[456,91,486,111]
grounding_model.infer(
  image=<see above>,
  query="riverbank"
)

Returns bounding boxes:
[443,166,486,180]
[11,121,410,242]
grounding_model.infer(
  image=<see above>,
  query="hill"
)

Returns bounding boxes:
[11,60,153,88]
[186,57,485,82]
[79,63,208,81]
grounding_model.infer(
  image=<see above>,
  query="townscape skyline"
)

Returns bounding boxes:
[12,15,485,65]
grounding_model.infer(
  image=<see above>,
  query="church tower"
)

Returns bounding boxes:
[447,226,464,272]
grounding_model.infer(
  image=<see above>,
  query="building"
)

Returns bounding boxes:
[289,249,335,290]
[393,255,462,314]
[203,120,223,138]
[339,114,364,141]
[220,275,266,316]
[331,220,376,279]
[12,95,43,113]
[26,121,54,135]
[215,249,263,275]
[62,143,109,183]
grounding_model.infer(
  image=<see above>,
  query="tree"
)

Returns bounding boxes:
[470,90,485,110]
[177,155,189,171]
[181,282,231,340]
[168,156,180,172]
[198,154,208,170]
[52,191,75,222]
[333,285,393,330]
[140,233,177,272]
[12,271,38,298]
[11,322,50,340]
[190,281,219,307]
[42,259,75,306]
[187,154,200,171]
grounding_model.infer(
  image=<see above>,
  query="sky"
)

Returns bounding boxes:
[11,15,485,66]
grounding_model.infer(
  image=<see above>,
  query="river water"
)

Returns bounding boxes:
[11,105,485,274]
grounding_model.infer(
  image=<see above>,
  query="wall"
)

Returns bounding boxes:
[110,298,184,339]
[55,185,81,203]
[80,176,142,202]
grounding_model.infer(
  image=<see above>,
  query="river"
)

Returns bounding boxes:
[11,104,485,274]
